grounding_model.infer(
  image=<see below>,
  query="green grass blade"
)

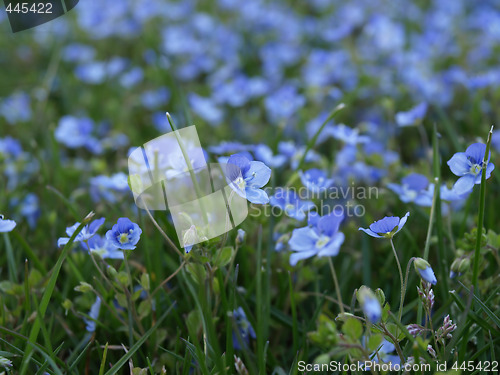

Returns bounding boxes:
[104,302,175,375]
[20,213,94,375]
[472,126,494,289]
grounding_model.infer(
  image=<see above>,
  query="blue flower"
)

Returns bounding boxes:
[0,215,16,233]
[0,136,23,158]
[226,153,271,205]
[414,258,437,285]
[86,235,124,260]
[236,229,246,244]
[395,102,428,127]
[288,211,345,266]
[141,87,170,109]
[270,188,314,221]
[299,168,334,193]
[90,173,130,203]
[357,286,382,324]
[55,116,102,154]
[106,218,142,250]
[232,307,256,350]
[359,212,410,239]
[58,218,105,247]
[330,124,370,145]
[188,93,224,126]
[278,141,321,170]
[363,338,401,368]
[0,92,31,125]
[119,67,144,88]
[84,296,101,333]
[447,143,495,195]
[387,173,432,206]
[18,193,40,228]
[253,144,287,169]
[264,84,305,123]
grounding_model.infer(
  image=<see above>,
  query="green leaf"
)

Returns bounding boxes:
[186,263,206,285]
[342,318,363,340]
[138,300,152,319]
[385,323,405,341]
[366,334,383,352]
[213,246,234,268]
[116,293,127,309]
[140,273,150,291]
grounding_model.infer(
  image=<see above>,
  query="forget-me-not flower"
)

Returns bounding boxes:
[58,218,105,247]
[447,142,495,195]
[288,211,345,266]
[226,153,271,204]
[387,173,432,206]
[106,218,142,250]
[359,212,410,239]
[86,235,125,260]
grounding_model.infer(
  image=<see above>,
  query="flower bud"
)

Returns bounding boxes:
[414,258,437,285]
[357,286,381,324]
[458,258,470,273]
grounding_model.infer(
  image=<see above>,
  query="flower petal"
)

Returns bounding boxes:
[447,152,470,176]
[452,174,475,195]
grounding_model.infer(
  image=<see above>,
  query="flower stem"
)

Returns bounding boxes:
[472,126,494,290]
[328,257,344,314]
[423,177,438,261]
[390,239,404,324]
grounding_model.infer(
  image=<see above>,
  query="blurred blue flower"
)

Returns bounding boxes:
[363,338,401,368]
[357,286,382,324]
[90,173,130,203]
[84,296,101,333]
[270,188,314,221]
[264,84,305,122]
[86,235,124,260]
[278,141,321,170]
[0,215,16,233]
[395,102,428,127]
[106,218,142,250]
[0,137,23,158]
[232,307,256,350]
[62,43,96,63]
[0,92,31,125]
[299,169,334,193]
[209,141,253,155]
[447,142,494,195]
[253,144,287,168]
[119,67,144,88]
[288,210,345,266]
[226,153,271,204]
[18,193,40,228]
[387,173,432,206]
[58,218,105,247]
[331,124,370,145]
[188,93,224,126]
[141,87,170,109]
[55,116,102,154]
[359,212,410,239]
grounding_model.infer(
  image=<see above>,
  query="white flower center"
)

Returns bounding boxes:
[470,164,481,175]
[315,235,330,249]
